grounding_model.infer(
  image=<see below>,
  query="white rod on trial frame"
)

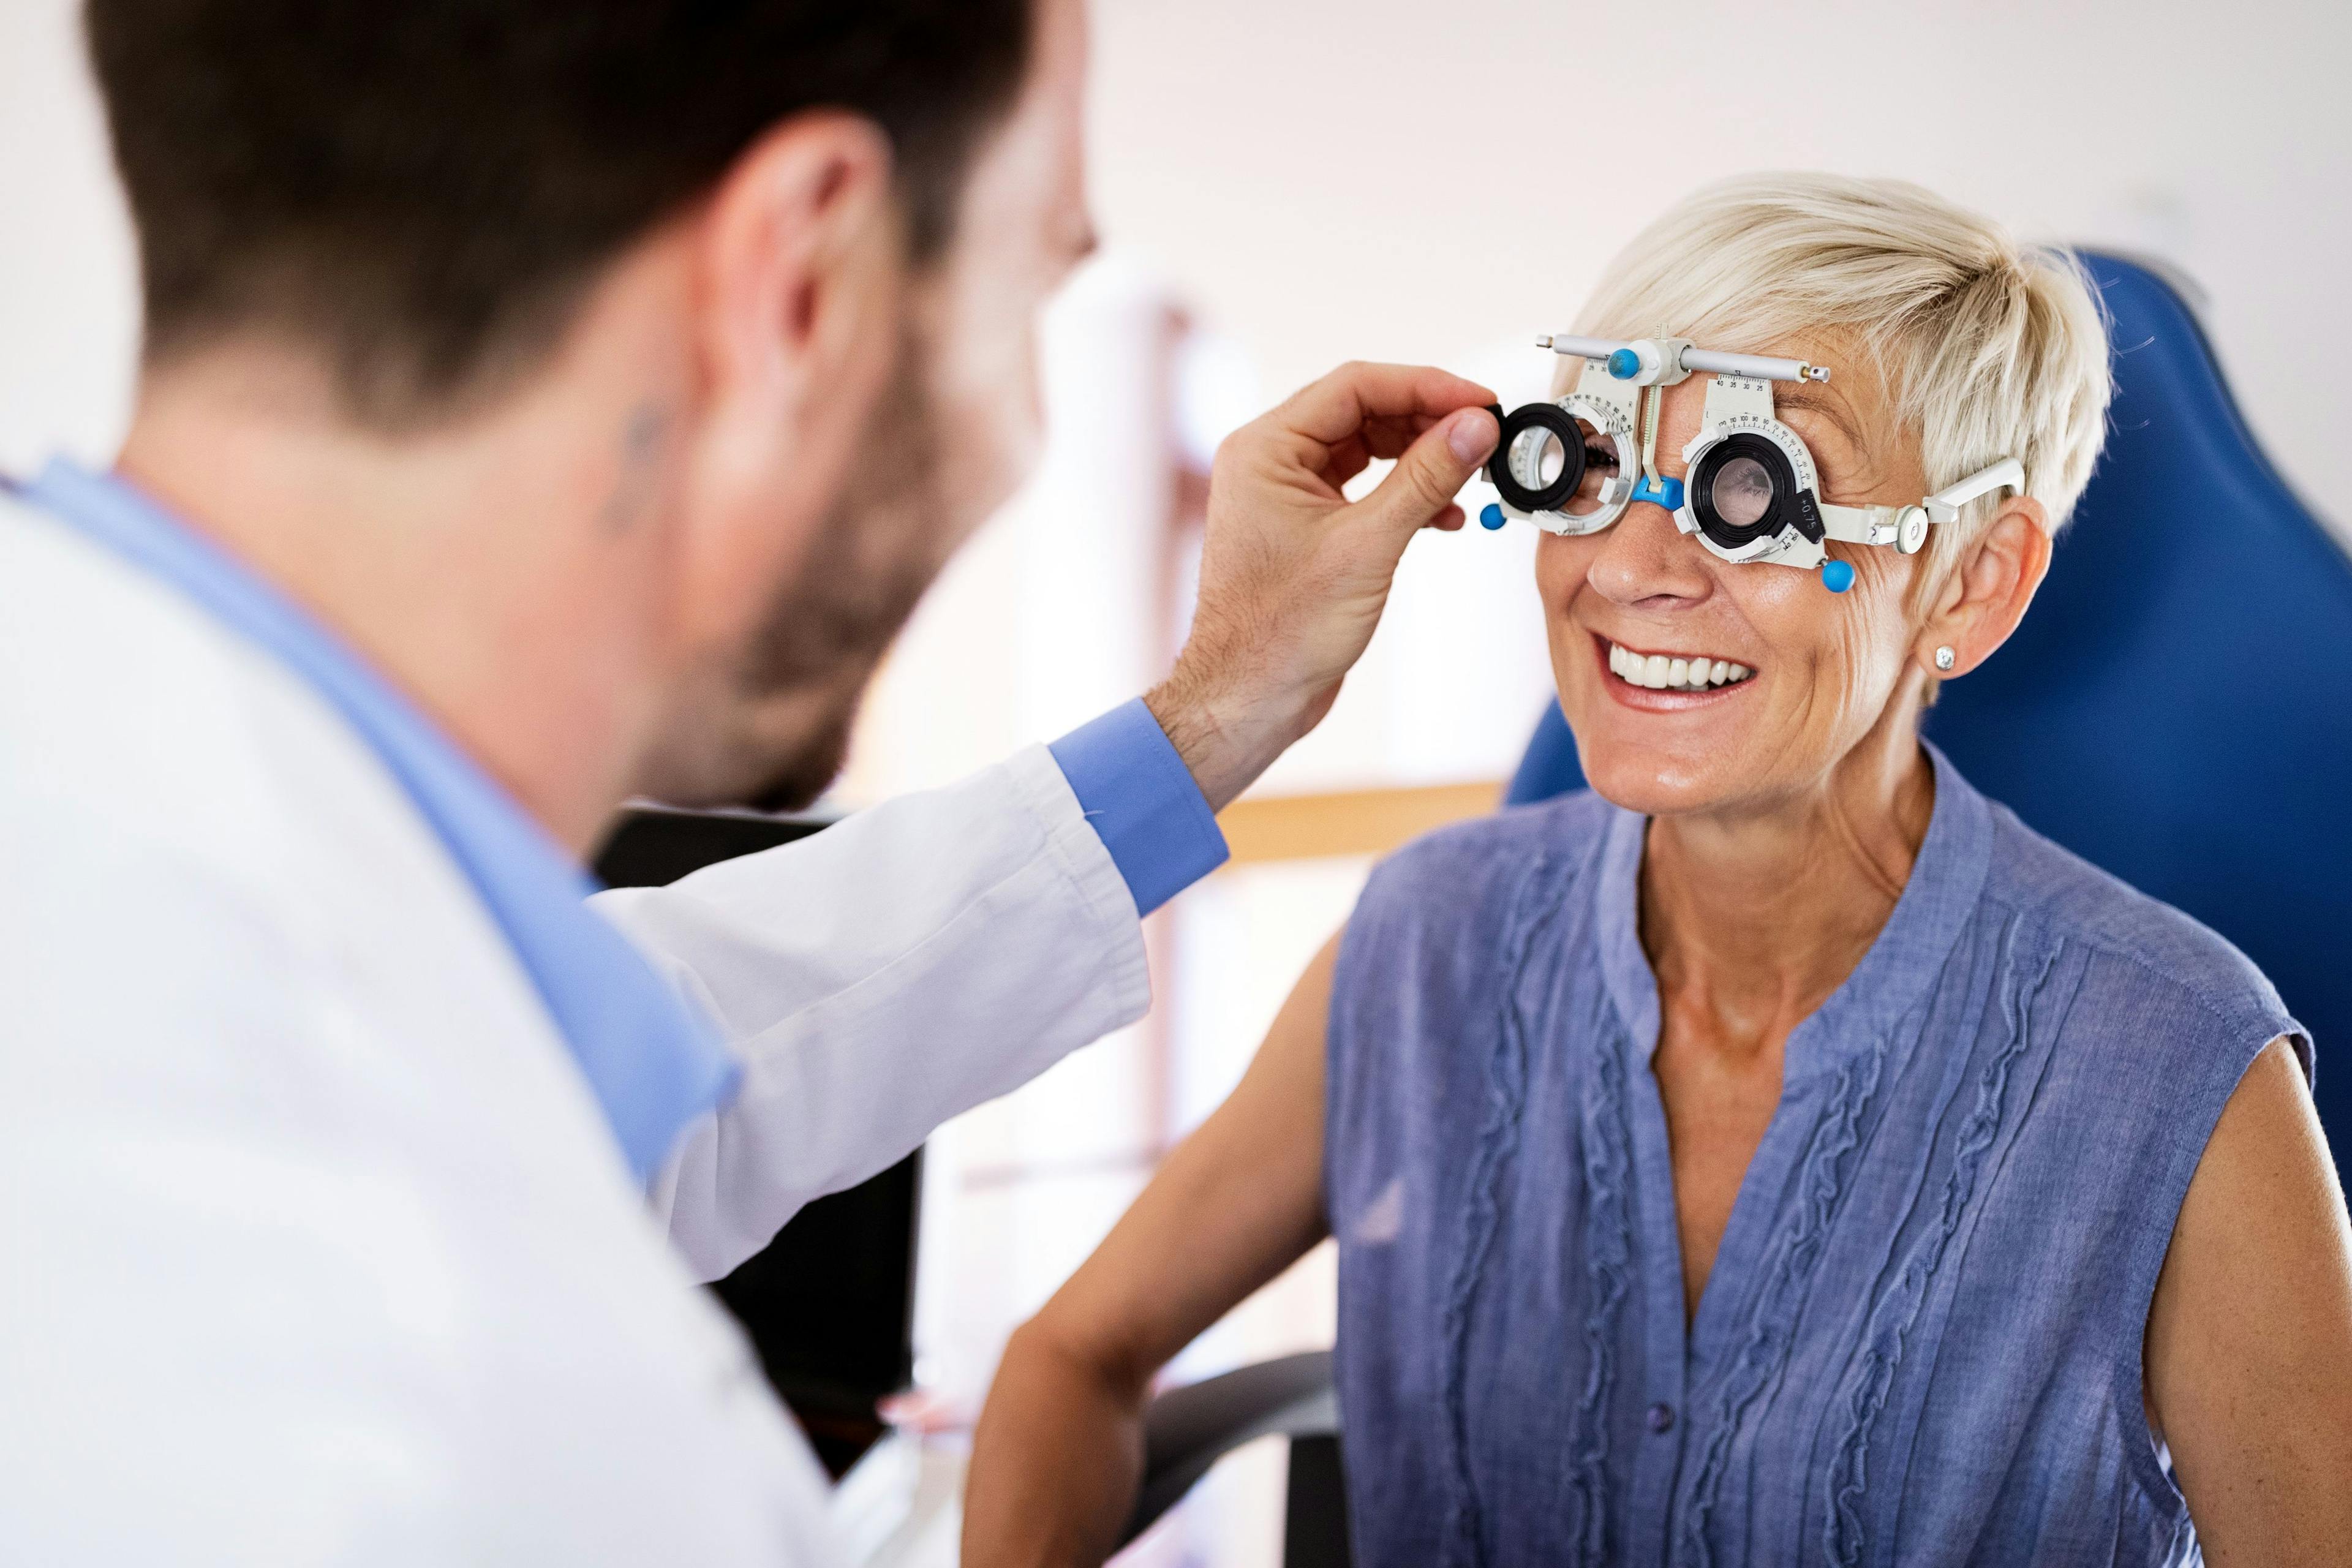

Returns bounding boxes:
[1538,333,1830,385]
[1536,334,1630,362]
[1680,347,1830,383]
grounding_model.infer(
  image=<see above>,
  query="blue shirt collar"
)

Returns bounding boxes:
[10,457,739,1186]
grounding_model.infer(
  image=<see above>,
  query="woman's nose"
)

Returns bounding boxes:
[1587,502,1716,609]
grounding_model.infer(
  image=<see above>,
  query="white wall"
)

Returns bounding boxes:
[1087,0,2351,520]
[15,0,2347,495]
[12,0,2345,790]
[0,0,138,472]
[1071,0,2352,794]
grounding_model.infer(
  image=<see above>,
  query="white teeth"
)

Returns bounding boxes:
[1607,641,1754,692]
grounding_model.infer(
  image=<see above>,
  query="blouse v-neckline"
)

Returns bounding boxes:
[1589,742,1997,1359]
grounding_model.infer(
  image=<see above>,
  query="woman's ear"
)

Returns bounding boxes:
[1915,496,2052,679]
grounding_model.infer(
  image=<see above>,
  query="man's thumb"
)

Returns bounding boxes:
[1359,406,1499,534]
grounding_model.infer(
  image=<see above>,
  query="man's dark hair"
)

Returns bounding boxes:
[84,0,1034,426]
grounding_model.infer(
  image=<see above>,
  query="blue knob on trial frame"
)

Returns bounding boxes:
[1607,348,1642,380]
[1821,559,1856,593]
[1480,503,1507,530]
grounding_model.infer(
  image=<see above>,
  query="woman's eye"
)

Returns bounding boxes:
[1584,445,1618,471]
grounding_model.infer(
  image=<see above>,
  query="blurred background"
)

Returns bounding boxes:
[6,0,2348,1562]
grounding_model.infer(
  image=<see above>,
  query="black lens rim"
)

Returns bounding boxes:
[1688,431,1821,553]
[1486,402,1588,515]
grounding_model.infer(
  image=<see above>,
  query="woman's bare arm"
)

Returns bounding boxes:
[2146,1036,2352,1564]
[961,932,1343,1568]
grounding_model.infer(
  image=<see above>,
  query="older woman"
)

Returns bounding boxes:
[963,175,2352,1567]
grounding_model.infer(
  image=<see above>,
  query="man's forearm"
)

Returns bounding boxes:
[1143,669,1313,816]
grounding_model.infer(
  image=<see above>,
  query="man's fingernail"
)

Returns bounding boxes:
[1447,409,1497,464]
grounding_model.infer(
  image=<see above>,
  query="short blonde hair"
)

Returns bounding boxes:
[1570,173,2113,581]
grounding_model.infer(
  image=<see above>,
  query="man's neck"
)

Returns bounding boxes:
[1639,704,1937,1041]
[113,349,665,856]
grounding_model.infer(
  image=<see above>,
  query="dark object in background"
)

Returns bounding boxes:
[711,1149,921,1479]
[595,804,835,892]
[595,804,921,1480]
[1507,252,2352,1188]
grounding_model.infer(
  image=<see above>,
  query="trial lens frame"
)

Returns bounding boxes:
[1480,334,2022,593]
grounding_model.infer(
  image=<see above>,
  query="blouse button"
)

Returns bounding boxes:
[1646,1401,1676,1433]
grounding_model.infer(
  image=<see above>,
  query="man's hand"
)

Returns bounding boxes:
[1146,362,1499,811]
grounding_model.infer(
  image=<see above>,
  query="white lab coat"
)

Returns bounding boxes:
[0,489,1153,1564]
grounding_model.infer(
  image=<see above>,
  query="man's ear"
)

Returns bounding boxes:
[1915,496,2053,679]
[691,110,903,501]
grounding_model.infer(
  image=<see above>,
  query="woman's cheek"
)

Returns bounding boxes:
[1533,534,1583,605]
[1828,581,1909,723]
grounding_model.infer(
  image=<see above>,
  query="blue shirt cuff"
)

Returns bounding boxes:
[1049,698,1230,918]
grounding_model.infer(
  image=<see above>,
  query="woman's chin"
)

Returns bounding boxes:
[1569,732,1749,819]
[1551,651,1769,818]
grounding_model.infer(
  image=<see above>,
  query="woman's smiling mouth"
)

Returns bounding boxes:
[1592,634,1757,707]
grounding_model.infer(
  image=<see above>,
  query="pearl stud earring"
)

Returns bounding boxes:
[1934,646,1956,672]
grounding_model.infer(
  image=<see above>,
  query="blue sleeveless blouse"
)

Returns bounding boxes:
[1324,745,2307,1568]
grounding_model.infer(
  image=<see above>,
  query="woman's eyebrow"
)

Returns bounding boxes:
[1772,384,1867,450]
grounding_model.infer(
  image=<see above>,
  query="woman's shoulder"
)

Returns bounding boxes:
[1330,791,1617,1072]
[1978,799,2304,1058]
[1360,787,1615,908]
[1339,788,1618,974]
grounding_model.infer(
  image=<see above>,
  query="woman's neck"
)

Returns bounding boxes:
[1639,709,1937,1047]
